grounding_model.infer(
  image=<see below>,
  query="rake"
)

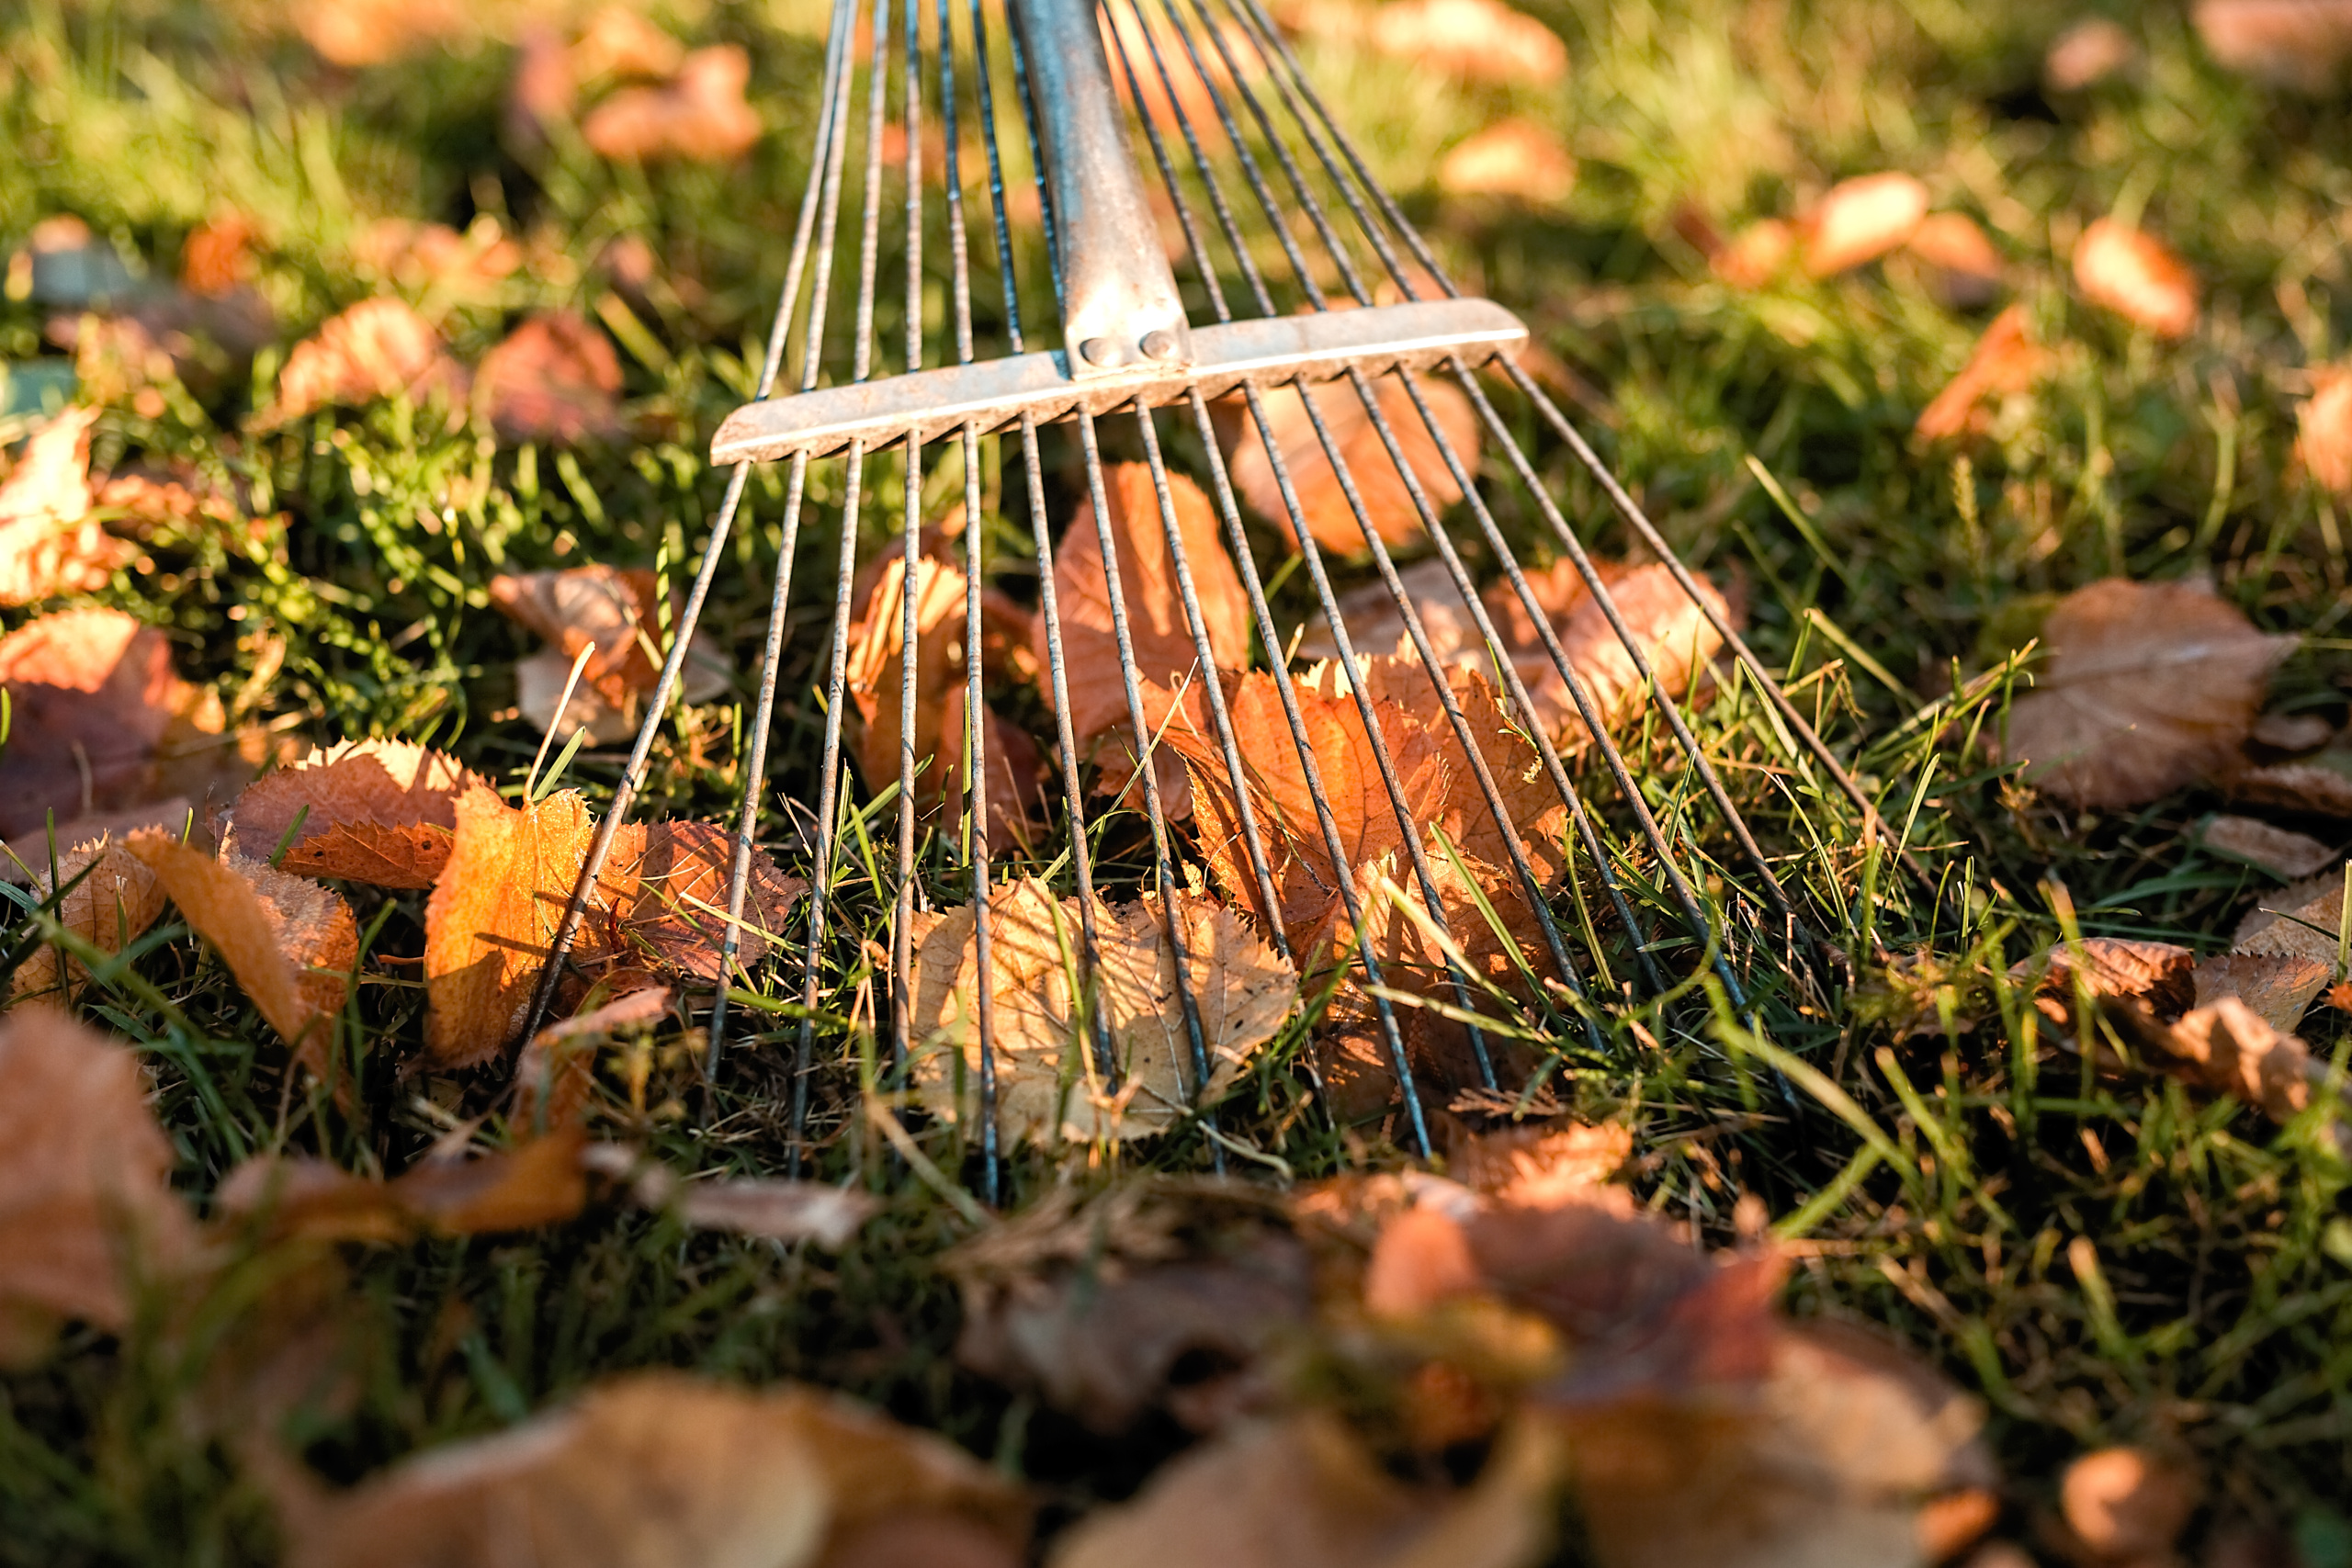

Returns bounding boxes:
[522,0,1895,1195]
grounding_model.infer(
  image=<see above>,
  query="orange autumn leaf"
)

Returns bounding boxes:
[2074,218,2199,339]
[217,1131,589,1245]
[1222,372,1482,555]
[424,788,600,1068]
[514,985,673,1130]
[294,0,472,67]
[582,45,763,163]
[1042,462,1253,762]
[476,310,624,445]
[2060,1449,2201,1564]
[490,564,727,744]
[352,218,523,298]
[2298,366,2352,493]
[2004,579,2294,808]
[6,834,165,1009]
[2045,17,2139,89]
[122,832,357,1082]
[1798,172,1928,277]
[571,6,687,82]
[1914,303,2050,443]
[1367,0,1568,85]
[262,299,469,426]
[180,213,258,297]
[0,1010,198,1368]
[1710,219,1794,288]
[594,819,807,987]
[1903,211,2004,308]
[0,407,135,606]
[227,740,497,890]
[1438,120,1576,205]
[0,607,262,841]
[2194,0,2352,89]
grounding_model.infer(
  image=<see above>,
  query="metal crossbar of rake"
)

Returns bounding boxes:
[519,0,1899,1199]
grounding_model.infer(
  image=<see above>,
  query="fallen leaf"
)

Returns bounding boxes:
[2233,865,2346,965]
[1711,219,1795,288]
[582,45,763,163]
[844,540,1046,851]
[6,835,164,1009]
[1799,172,1928,277]
[2227,750,2352,818]
[1367,0,1568,85]
[2194,953,2332,1033]
[475,311,623,444]
[2059,1448,2202,1562]
[1914,304,2050,443]
[2014,937,2197,1029]
[294,0,472,66]
[0,607,265,840]
[225,739,498,890]
[1439,120,1576,205]
[0,407,134,605]
[1219,369,1482,555]
[905,876,1297,1144]
[219,1131,589,1244]
[352,218,523,299]
[423,788,601,1068]
[2045,17,2138,88]
[1903,211,2005,308]
[180,213,259,297]
[0,1010,196,1367]
[122,832,356,1082]
[262,299,469,427]
[2001,578,2293,808]
[947,1179,1312,1433]
[2194,0,2352,89]
[2074,219,2199,339]
[1040,461,1252,776]
[2127,997,2350,1147]
[1049,1409,1557,1568]
[664,1175,881,1247]
[275,1372,1028,1568]
[2199,813,2335,878]
[514,986,673,1129]
[491,564,728,743]
[596,818,807,986]
[1446,1122,1634,1212]
[2296,367,2352,494]
[571,6,686,83]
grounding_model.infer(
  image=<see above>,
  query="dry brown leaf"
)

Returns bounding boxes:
[1447,1122,1634,1212]
[2194,953,2332,1034]
[226,739,498,889]
[218,1131,589,1244]
[6,835,164,1009]
[0,607,263,840]
[947,1180,1311,1434]
[2046,17,2139,87]
[181,213,259,297]
[294,0,472,66]
[2228,750,2352,818]
[263,299,469,427]
[844,540,1046,852]
[597,819,807,985]
[1903,211,2005,309]
[0,407,133,605]
[2059,1448,2201,1563]
[2233,865,2346,965]
[1368,0,1568,84]
[352,218,523,299]
[0,1010,196,1367]
[1220,371,1481,555]
[572,6,686,82]
[2074,219,2199,340]
[2016,937,2197,1029]
[1914,304,2050,443]
[1712,219,1795,288]
[2297,367,2352,493]
[2001,578,2293,808]
[2136,997,2347,1148]
[490,564,728,742]
[122,833,356,1081]
[582,45,763,163]
[277,1372,1028,1568]
[1041,462,1252,770]
[514,985,673,1129]
[2199,813,2335,878]
[2194,0,2352,88]
[1439,120,1576,205]
[424,788,601,1068]
[906,876,1296,1145]
[476,311,624,445]
[1799,172,1928,277]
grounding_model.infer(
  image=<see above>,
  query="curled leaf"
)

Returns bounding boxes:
[1799,172,1928,276]
[2074,219,2199,339]
[491,564,728,743]
[0,407,133,606]
[219,1132,589,1245]
[582,45,763,163]
[1439,120,1576,205]
[1914,304,2049,444]
[262,299,469,427]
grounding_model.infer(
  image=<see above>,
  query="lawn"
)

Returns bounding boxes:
[4,0,2352,1562]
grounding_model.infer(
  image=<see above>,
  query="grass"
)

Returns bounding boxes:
[6,0,2352,1560]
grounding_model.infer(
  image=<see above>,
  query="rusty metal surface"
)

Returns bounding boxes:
[708,295,1528,463]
